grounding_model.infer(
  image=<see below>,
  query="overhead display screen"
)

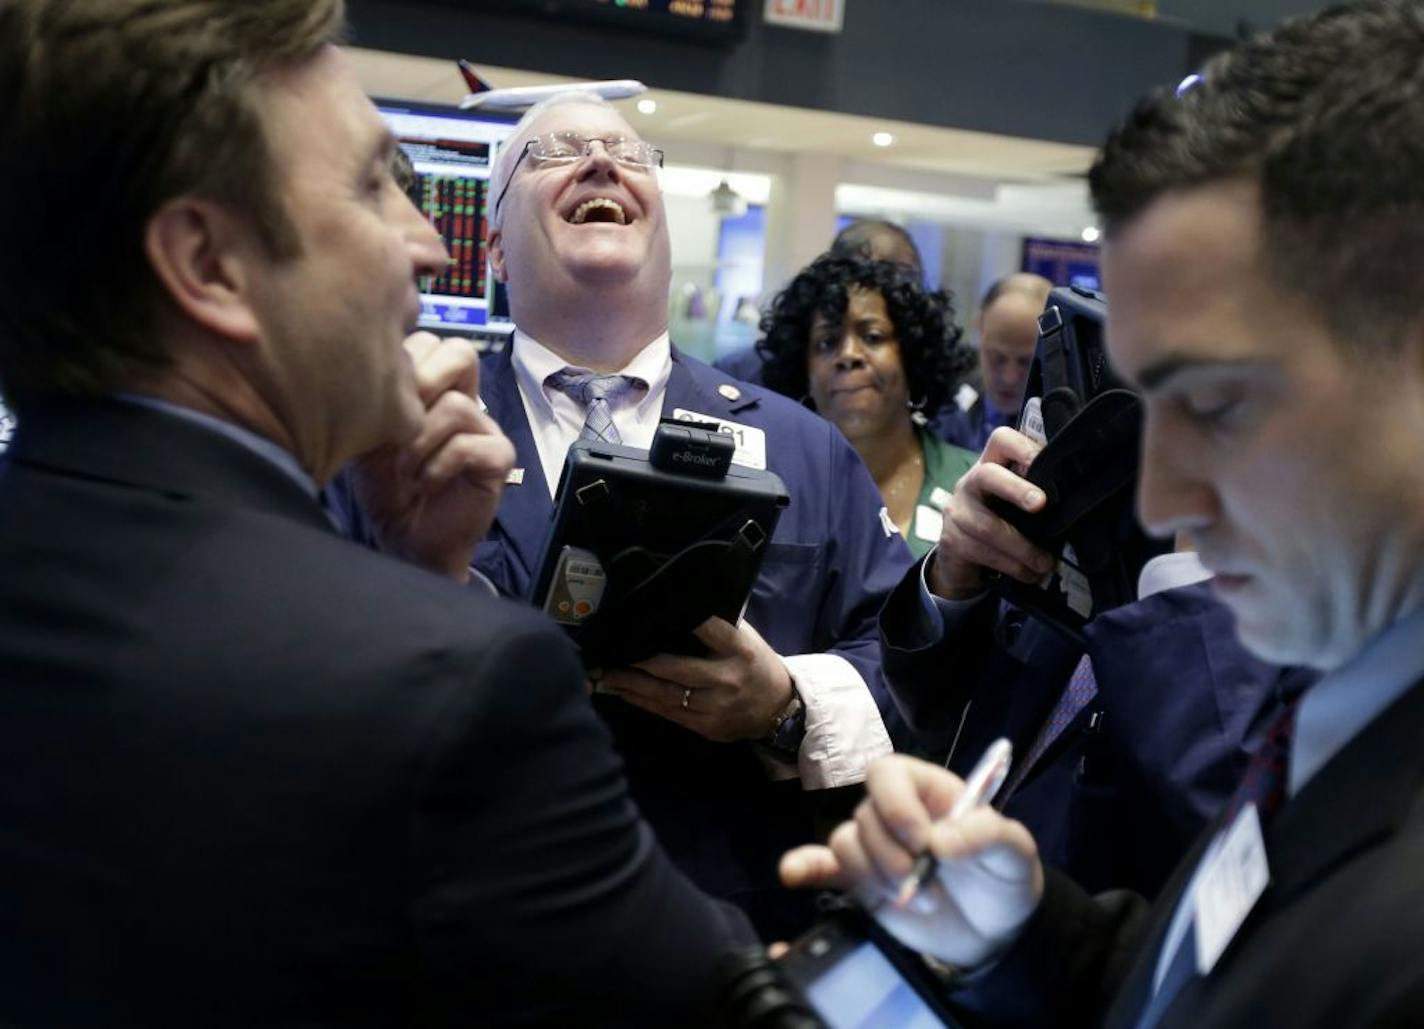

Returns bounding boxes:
[466,0,744,42]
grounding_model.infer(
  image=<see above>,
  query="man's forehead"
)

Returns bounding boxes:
[1101,180,1272,380]
[529,103,639,141]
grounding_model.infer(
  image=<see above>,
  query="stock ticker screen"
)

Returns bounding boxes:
[376,100,517,338]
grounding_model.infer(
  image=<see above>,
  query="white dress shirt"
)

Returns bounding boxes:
[508,330,891,789]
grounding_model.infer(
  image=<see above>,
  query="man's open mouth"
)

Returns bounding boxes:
[567,197,629,225]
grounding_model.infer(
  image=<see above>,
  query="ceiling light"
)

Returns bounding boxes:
[872,132,894,148]
[709,178,748,218]
[1081,226,1101,243]
[637,98,657,115]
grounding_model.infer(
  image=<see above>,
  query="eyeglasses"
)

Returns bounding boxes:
[493,131,665,218]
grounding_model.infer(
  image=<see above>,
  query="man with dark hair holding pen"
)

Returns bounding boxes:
[782,2,1424,1024]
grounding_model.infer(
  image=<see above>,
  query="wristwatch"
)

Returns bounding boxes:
[763,686,806,755]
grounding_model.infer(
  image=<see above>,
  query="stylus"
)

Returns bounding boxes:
[894,737,1014,909]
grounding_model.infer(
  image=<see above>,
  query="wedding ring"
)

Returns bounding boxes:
[681,687,692,710]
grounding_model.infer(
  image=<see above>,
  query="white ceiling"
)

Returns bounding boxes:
[350,47,1100,237]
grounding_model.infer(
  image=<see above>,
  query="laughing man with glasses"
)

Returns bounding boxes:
[344,90,917,939]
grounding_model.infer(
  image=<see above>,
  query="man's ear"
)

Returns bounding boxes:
[487,225,509,284]
[143,197,264,343]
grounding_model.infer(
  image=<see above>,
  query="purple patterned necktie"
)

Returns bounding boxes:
[545,368,645,445]
[1005,654,1098,796]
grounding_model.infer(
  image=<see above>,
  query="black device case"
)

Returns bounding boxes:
[530,437,790,668]
[987,286,1171,644]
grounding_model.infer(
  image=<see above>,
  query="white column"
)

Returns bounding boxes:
[762,151,842,299]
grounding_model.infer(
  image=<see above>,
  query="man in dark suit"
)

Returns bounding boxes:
[781,1,1424,1024]
[346,92,915,938]
[0,2,753,1025]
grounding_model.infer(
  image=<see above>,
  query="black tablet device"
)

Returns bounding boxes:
[529,421,790,668]
[778,902,963,1028]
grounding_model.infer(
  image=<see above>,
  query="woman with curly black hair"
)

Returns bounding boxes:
[758,254,978,557]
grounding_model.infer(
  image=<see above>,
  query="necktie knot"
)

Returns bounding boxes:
[545,368,646,444]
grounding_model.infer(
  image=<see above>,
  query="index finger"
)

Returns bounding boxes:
[404,334,480,405]
[979,426,1044,477]
[864,755,965,855]
[630,650,713,688]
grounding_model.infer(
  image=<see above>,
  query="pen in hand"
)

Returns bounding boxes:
[894,737,1014,909]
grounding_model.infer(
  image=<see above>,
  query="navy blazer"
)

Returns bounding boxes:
[0,399,754,1027]
[881,563,1314,898]
[474,342,915,936]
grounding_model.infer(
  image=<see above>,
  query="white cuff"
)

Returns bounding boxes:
[769,652,892,790]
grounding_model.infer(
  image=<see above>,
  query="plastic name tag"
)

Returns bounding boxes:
[1194,802,1270,975]
[914,504,944,543]
[671,408,767,470]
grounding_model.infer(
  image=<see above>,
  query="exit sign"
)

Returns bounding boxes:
[764,0,843,33]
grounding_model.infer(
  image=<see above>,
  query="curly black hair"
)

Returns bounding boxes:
[756,254,970,415]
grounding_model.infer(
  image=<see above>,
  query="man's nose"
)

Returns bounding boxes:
[575,141,622,181]
[402,196,449,278]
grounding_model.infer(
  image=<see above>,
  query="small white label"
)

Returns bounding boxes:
[954,382,980,412]
[671,408,767,470]
[878,506,898,539]
[1055,543,1093,618]
[1020,396,1047,445]
[542,545,608,626]
[1194,803,1270,975]
[505,467,525,485]
[913,504,944,543]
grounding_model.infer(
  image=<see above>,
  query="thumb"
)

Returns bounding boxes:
[692,615,742,654]
[780,844,846,890]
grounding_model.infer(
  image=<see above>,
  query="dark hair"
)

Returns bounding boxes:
[1090,0,1424,351]
[0,0,346,409]
[757,254,969,413]
[829,220,923,276]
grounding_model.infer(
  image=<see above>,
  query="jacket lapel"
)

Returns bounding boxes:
[663,347,762,422]
[481,344,555,583]
[1265,673,1424,903]
[1107,672,1424,1027]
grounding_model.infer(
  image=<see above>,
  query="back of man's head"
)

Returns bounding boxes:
[1090,0,1424,354]
[0,0,345,412]
[830,220,923,278]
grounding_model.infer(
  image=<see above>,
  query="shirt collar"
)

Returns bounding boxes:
[112,393,319,499]
[1290,600,1424,797]
[1137,551,1211,600]
[510,329,672,413]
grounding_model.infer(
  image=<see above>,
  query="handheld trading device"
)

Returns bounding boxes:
[530,419,789,668]
[986,286,1171,643]
[777,901,963,1028]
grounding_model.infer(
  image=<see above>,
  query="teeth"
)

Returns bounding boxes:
[569,197,628,225]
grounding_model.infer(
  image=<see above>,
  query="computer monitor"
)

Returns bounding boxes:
[375,99,519,341]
